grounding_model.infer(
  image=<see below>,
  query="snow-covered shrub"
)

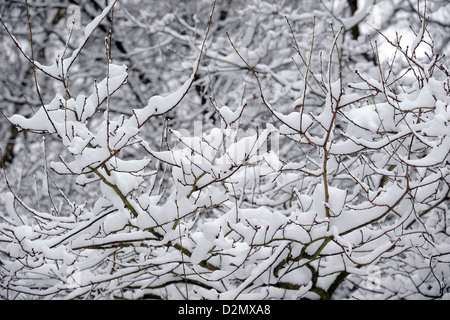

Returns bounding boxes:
[0,0,448,300]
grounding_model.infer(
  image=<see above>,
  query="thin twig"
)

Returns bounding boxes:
[25,0,59,136]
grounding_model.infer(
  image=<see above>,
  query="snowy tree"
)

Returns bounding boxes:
[0,0,449,300]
